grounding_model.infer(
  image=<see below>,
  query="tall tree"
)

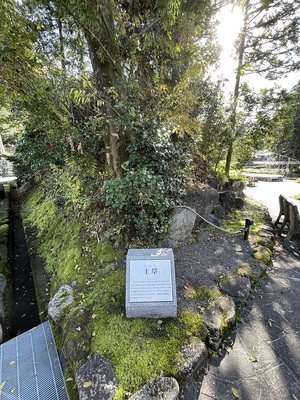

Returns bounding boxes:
[50,0,219,177]
[269,84,300,163]
[224,0,300,175]
[225,0,250,175]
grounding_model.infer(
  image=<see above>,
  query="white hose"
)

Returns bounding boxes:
[174,205,246,235]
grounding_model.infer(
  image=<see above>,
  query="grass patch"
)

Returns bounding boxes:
[221,198,266,235]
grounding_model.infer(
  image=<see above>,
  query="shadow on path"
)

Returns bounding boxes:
[199,237,300,400]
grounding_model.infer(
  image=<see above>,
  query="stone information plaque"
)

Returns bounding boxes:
[126,248,177,318]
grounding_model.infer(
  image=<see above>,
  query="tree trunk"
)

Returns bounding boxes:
[0,135,5,154]
[80,0,127,178]
[225,0,250,176]
[57,13,66,74]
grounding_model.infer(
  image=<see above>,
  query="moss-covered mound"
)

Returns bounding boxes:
[21,186,207,399]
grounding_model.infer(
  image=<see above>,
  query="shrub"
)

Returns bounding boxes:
[102,168,174,242]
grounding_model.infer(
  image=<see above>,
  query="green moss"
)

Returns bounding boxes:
[189,285,221,303]
[252,245,272,266]
[0,259,7,274]
[23,186,212,399]
[219,274,235,281]
[256,237,274,251]
[64,366,79,400]
[237,262,259,281]
[179,310,207,338]
[221,198,265,235]
[219,311,234,340]
[87,270,186,397]
[0,224,9,244]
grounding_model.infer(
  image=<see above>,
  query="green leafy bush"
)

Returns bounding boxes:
[13,121,68,183]
[102,168,174,242]
[103,111,191,243]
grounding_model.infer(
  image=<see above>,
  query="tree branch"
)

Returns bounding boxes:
[56,0,121,76]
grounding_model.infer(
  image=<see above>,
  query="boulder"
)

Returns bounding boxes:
[168,207,196,241]
[128,377,179,400]
[76,353,117,400]
[184,188,220,221]
[219,191,244,213]
[0,322,3,344]
[222,179,245,196]
[252,245,272,266]
[236,262,265,283]
[212,205,226,221]
[0,273,6,294]
[203,296,236,350]
[176,336,207,377]
[219,276,251,303]
[48,285,74,323]
[62,306,91,363]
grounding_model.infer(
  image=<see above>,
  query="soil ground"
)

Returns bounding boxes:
[174,229,262,313]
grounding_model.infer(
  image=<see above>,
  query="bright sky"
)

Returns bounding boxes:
[216,5,299,93]
[216,5,243,83]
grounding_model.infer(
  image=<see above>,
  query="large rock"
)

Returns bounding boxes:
[128,377,179,400]
[203,296,236,350]
[184,188,220,221]
[168,207,196,241]
[0,274,6,293]
[212,205,226,221]
[176,336,207,377]
[48,285,74,323]
[219,276,251,303]
[222,179,245,195]
[62,306,91,363]
[76,353,117,400]
[219,191,244,214]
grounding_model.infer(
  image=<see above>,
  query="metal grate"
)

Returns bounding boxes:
[0,321,69,400]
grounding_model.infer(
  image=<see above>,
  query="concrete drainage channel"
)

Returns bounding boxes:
[0,183,70,400]
[0,182,12,343]
[0,183,40,341]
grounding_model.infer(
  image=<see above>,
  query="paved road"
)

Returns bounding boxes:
[199,250,300,400]
[244,179,300,221]
[199,177,300,400]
